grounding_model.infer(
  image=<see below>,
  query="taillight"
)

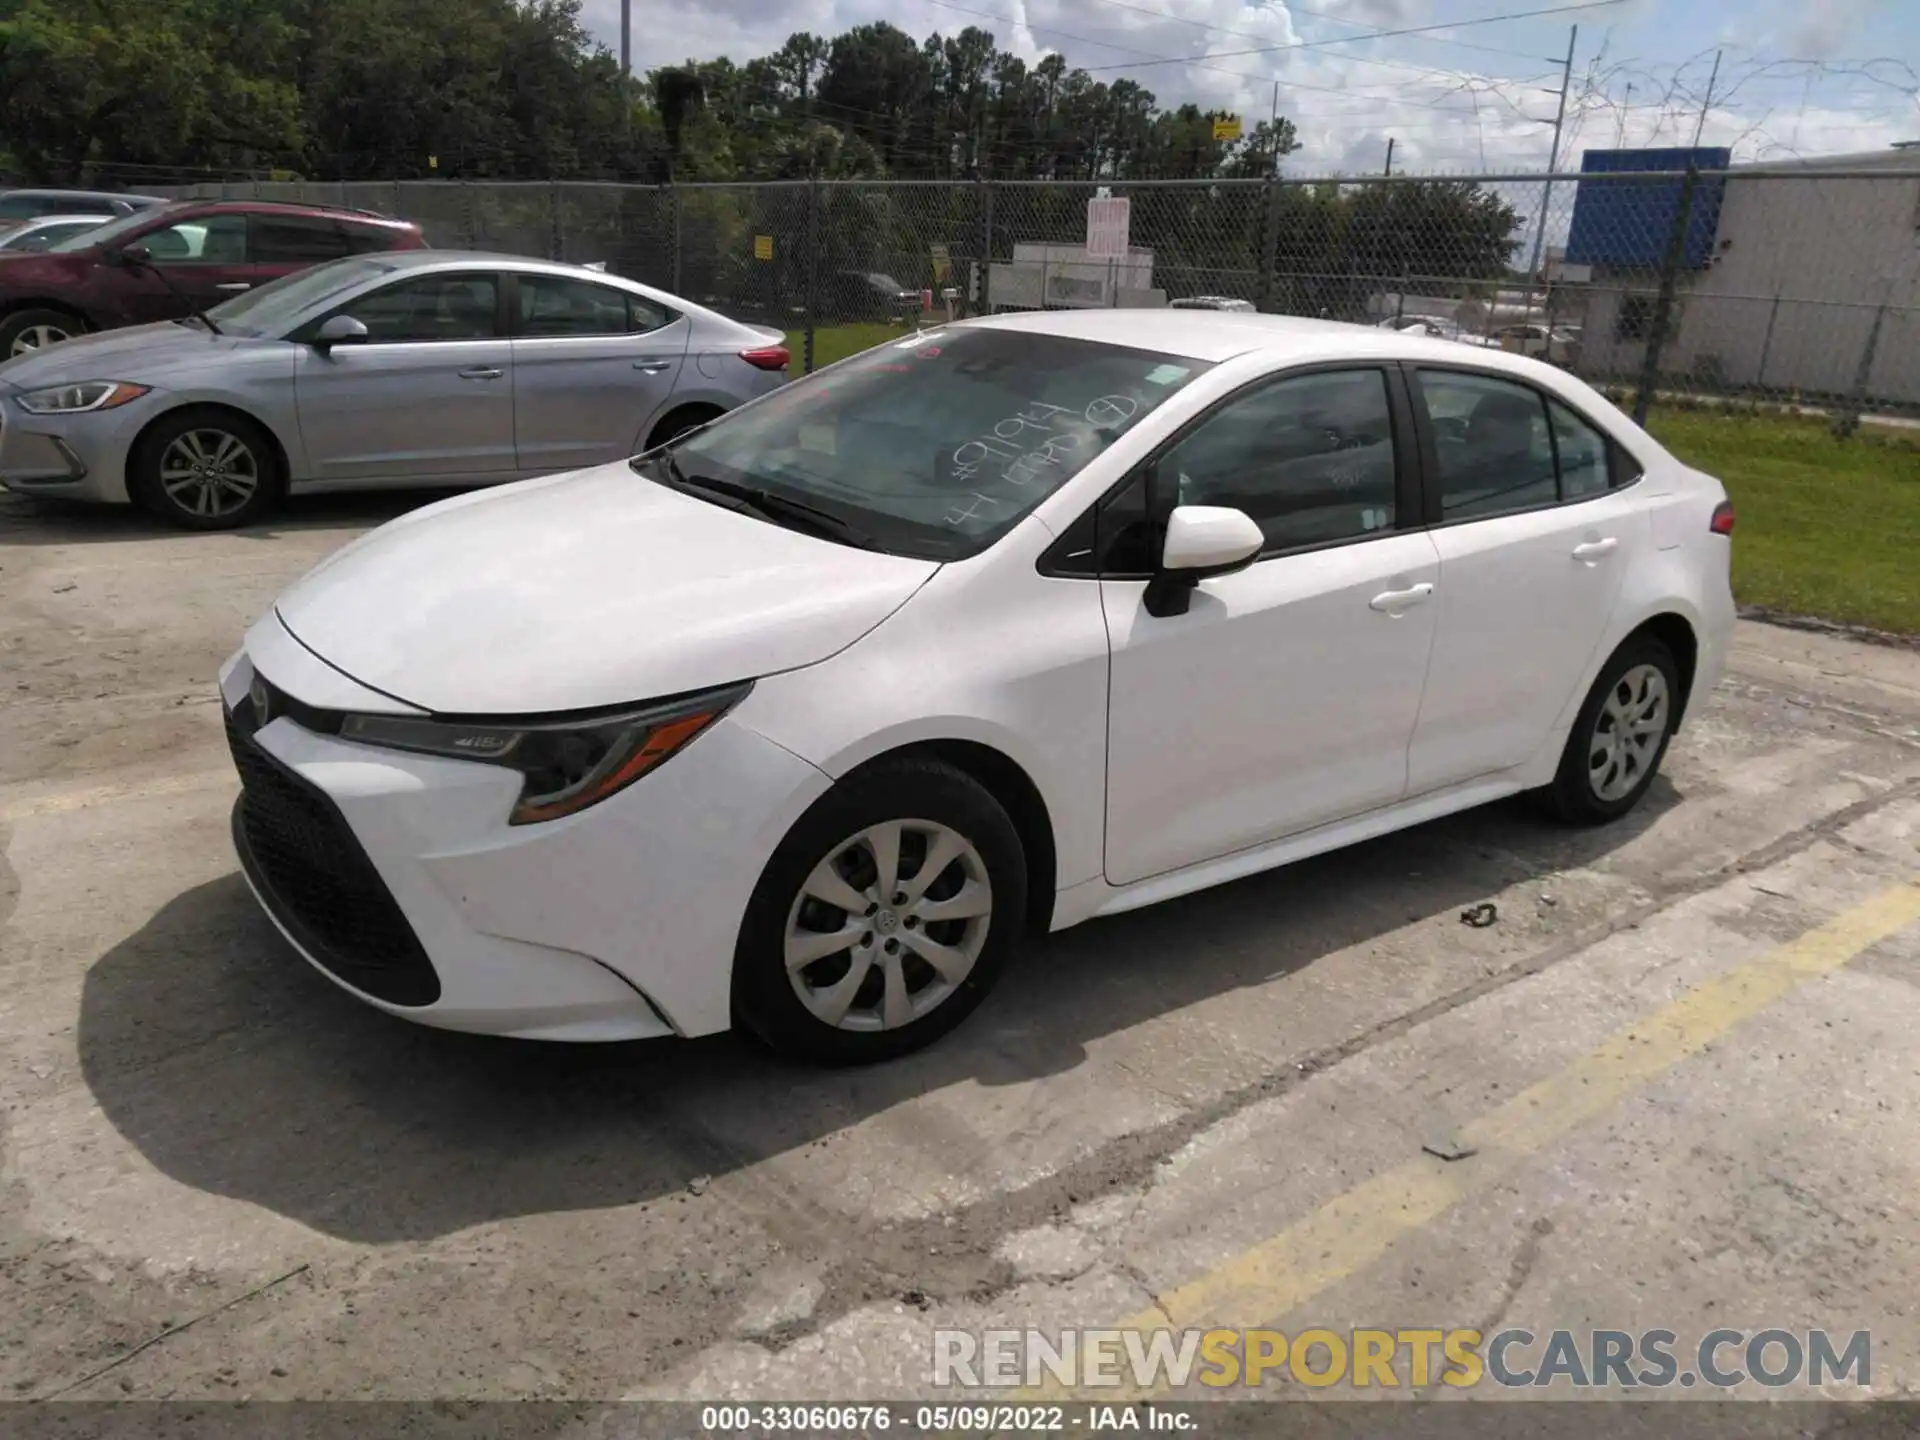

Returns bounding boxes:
[740,346,789,372]
[1709,500,1735,535]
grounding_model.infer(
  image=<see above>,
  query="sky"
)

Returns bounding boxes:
[582,0,1919,174]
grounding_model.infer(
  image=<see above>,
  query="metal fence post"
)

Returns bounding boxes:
[1755,290,1782,390]
[1631,165,1700,427]
[803,177,819,373]
[670,185,682,296]
[459,181,477,249]
[978,178,994,315]
[549,181,564,261]
[1259,176,1280,313]
[1834,302,1887,438]
[391,178,401,218]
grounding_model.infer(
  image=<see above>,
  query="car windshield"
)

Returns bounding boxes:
[869,273,905,290]
[47,207,174,254]
[207,257,400,337]
[662,327,1210,561]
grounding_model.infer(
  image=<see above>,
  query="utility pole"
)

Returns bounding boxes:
[1383,137,1395,175]
[1526,24,1577,285]
[1268,80,1281,176]
[1616,81,1632,147]
[620,0,631,87]
[1690,48,1722,148]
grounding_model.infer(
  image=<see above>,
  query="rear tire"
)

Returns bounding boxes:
[1,308,86,359]
[128,408,283,531]
[732,759,1028,1065]
[1542,636,1680,825]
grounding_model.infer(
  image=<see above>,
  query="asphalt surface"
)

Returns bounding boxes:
[2,487,1918,1406]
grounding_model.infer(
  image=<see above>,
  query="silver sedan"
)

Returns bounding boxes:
[0,252,790,529]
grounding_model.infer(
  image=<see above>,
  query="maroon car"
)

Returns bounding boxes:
[0,199,426,358]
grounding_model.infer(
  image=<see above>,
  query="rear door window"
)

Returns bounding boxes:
[250,215,354,263]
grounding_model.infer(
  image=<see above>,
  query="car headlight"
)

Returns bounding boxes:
[16,381,152,415]
[337,682,751,825]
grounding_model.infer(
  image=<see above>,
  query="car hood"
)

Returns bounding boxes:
[0,320,254,387]
[273,462,941,715]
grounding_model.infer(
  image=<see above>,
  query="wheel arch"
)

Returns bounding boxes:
[0,296,95,325]
[641,399,728,452]
[839,738,1060,935]
[1618,611,1700,725]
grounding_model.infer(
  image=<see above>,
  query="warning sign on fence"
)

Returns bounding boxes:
[1086,195,1131,259]
[753,234,773,261]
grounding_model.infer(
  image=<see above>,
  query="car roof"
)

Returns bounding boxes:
[368,250,650,278]
[956,307,1572,378]
[167,198,417,227]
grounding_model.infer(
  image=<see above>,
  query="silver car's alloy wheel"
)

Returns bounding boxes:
[159,429,260,519]
[1589,662,1669,802]
[8,323,72,357]
[784,818,993,1032]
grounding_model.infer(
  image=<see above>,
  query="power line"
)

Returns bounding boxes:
[1075,0,1628,73]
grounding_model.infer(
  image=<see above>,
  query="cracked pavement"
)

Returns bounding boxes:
[2,489,1919,1402]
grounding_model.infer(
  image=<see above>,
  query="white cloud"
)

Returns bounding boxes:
[582,0,1915,172]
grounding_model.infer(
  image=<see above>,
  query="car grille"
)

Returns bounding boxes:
[226,696,441,1007]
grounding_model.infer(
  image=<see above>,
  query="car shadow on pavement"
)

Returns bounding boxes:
[75,782,1678,1244]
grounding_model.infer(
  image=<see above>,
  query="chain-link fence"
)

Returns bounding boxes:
[155,165,1920,424]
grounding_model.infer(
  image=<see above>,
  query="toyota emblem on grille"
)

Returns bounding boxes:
[249,674,271,726]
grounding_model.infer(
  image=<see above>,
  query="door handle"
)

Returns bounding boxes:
[633,359,674,373]
[1572,537,1619,562]
[458,366,504,380]
[215,282,252,292]
[1369,582,1434,613]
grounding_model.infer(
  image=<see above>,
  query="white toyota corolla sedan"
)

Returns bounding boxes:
[219,310,1735,1063]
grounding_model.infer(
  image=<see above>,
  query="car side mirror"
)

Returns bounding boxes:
[1144,505,1264,618]
[314,314,369,352]
[110,244,152,271]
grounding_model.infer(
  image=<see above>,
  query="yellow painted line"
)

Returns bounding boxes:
[1033,878,1920,1399]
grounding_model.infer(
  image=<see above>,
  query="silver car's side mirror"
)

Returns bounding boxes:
[314,314,370,352]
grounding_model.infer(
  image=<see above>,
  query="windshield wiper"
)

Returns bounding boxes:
[641,452,883,550]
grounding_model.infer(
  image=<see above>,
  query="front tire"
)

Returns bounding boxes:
[1,308,85,359]
[733,759,1028,1065]
[128,409,282,531]
[1543,636,1681,825]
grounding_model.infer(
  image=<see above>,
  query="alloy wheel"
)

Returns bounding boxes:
[8,323,72,357]
[784,819,993,1031]
[1589,662,1669,802]
[159,429,260,520]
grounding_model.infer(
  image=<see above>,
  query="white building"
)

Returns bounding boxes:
[1571,146,1920,406]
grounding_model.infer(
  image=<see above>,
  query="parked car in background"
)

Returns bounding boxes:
[1376,315,1465,342]
[1170,295,1257,312]
[829,270,921,322]
[214,310,1734,1062]
[0,215,112,253]
[1490,322,1580,366]
[0,199,425,357]
[0,251,789,529]
[0,189,167,222]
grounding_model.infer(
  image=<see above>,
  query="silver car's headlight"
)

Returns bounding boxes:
[337,681,752,825]
[16,381,152,415]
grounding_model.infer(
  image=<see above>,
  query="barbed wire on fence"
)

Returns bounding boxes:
[134,165,1920,424]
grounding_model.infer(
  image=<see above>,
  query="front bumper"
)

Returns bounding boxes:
[220,633,833,1040]
[0,383,153,503]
